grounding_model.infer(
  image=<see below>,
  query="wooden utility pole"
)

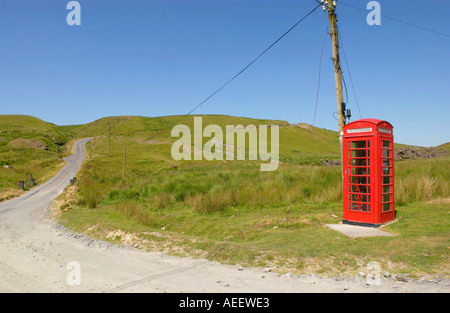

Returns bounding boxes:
[123,144,126,176]
[326,0,345,174]
[108,122,111,157]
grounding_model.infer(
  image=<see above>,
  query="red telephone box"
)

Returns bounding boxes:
[343,119,395,227]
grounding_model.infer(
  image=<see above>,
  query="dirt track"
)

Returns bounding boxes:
[0,139,448,293]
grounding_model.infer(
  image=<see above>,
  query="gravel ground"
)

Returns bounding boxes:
[0,217,448,293]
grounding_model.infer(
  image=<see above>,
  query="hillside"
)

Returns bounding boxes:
[66,115,340,164]
[66,115,288,138]
[0,115,74,197]
[0,115,73,153]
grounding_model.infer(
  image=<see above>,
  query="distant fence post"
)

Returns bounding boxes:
[18,174,36,190]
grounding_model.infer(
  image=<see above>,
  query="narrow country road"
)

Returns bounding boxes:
[0,138,448,293]
[0,138,93,224]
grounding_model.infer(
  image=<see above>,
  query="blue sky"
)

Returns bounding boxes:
[0,0,449,147]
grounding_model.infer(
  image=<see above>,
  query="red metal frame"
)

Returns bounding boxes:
[343,119,395,227]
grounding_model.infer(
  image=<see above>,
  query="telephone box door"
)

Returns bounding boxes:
[343,137,374,224]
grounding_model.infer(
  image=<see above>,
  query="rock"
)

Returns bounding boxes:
[323,159,342,166]
[283,273,294,279]
[366,273,375,280]
[394,146,449,161]
[263,267,271,273]
[383,271,391,278]
[358,272,366,278]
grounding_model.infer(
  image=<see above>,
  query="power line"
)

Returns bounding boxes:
[312,26,328,127]
[339,1,450,39]
[169,3,322,128]
[286,25,328,214]
[339,33,362,119]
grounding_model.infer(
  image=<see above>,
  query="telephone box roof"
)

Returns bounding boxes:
[345,119,393,129]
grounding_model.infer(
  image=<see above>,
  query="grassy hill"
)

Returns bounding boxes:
[1,114,448,277]
[67,114,341,163]
[0,115,74,198]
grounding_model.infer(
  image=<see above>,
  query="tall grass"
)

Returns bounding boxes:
[77,153,449,217]
[79,164,343,215]
[395,157,449,205]
[78,175,103,208]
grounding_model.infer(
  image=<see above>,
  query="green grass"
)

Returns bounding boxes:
[54,115,449,277]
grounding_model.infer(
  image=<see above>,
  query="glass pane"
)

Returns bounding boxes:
[352,185,368,193]
[356,158,367,166]
[383,203,391,212]
[352,176,367,184]
[352,150,367,158]
[352,167,367,175]
[352,194,368,202]
[351,203,359,210]
[350,158,367,166]
[383,194,391,202]
[351,203,368,211]
[382,159,391,167]
[383,149,390,158]
[382,167,391,175]
[383,141,391,148]
[351,141,366,149]
[383,185,391,193]
[383,176,391,184]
